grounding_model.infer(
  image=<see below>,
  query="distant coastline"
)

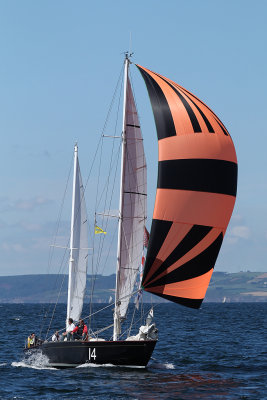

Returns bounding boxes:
[0,271,266,303]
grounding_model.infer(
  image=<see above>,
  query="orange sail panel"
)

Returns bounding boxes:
[137,64,238,309]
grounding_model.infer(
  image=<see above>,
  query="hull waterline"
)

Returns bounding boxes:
[25,340,157,368]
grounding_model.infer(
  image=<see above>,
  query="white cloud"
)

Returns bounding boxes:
[19,222,42,232]
[231,214,243,223]
[224,236,239,245]
[32,237,51,250]
[230,225,251,239]
[15,196,51,211]
[1,196,52,212]
[2,242,25,253]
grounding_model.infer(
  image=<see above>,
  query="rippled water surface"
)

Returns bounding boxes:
[1,303,266,399]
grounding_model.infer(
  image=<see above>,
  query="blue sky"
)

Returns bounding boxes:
[0,0,266,275]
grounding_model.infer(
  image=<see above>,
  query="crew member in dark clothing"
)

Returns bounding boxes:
[71,319,88,341]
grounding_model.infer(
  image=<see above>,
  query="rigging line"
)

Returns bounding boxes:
[94,69,123,221]
[71,65,123,257]
[119,312,141,339]
[82,136,102,247]
[100,65,124,140]
[83,65,124,248]
[43,234,70,327]
[99,226,117,276]
[99,67,124,216]
[46,289,140,341]
[45,272,68,340]
[84,62,123,205]
[89,72,123,291]
[84,288,140,322]
[94,145,121,272]
[43,152,89,337]
[47,154,73,273]
[93,143,121,221]
[94,133,104,228]
[128,296,138,338]
[91,65,124,292]
[39,153,73,337]
[89,142,122,316]
[89,109,108,319]
[93,142,121,213]
[89,214,97,332]
[41,229,71,337]
[82,68,123,245]
[44,68,125,337]
[94,77,124,212]
[94,323,114,336]
[119,302,159,340]
[87,68,123,278]
[61,69,120,332]
[89,135,106,328]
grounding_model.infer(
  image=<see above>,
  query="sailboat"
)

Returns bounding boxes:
[25,54,237,368]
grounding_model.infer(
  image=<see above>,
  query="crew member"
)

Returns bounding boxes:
[27,333,36,348]
[61,318,75,341]
[71,319,88,341]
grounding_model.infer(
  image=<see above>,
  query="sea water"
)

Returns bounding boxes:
[0,303,266,399]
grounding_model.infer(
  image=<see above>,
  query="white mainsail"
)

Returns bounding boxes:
[114,59,147,338]
[67,145,88,324]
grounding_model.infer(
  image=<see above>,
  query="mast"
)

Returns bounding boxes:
[113,54,130,341]
[67,143,78,327]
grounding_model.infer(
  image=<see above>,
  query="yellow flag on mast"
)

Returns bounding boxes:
[94,225,107,235]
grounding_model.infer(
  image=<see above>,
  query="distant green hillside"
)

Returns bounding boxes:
[206,271,267,302]
[0,272,266,303]
[0,274,116,304]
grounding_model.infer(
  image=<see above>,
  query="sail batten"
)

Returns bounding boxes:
[137,64,237,309]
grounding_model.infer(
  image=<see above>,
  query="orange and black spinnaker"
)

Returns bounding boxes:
[137,64,238,309]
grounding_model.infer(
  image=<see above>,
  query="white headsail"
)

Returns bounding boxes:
[67,145,88,324]
[114,59,147,339]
